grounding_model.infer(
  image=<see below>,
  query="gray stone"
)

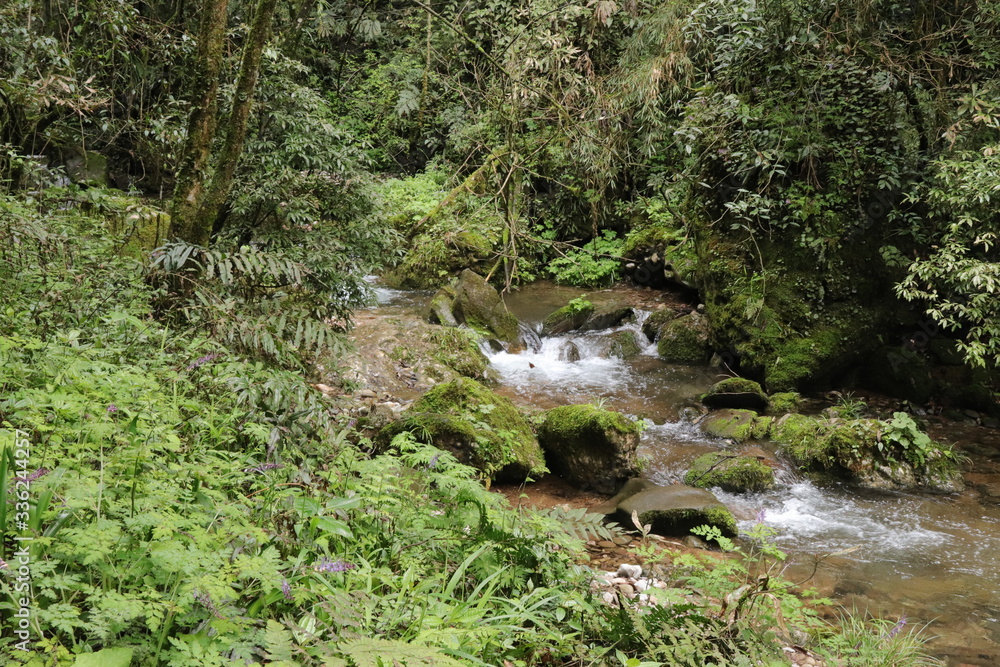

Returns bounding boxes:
[614,482,737,537]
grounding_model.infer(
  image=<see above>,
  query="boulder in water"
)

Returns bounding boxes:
[596,478,737,538]
[541,300,595,336]
[377,377,546,481]
[701,377,769,411]
[684,451,776,493]
[607,330,642,359]
[427,270,520,346]
[700,409,772,441]
[537,404,642,494]
[654,311,712,364]
[579,305,634,332]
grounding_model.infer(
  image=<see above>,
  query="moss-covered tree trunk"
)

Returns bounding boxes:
[171,0,229,244]
[189,0,278,245]
[171,0,276,247]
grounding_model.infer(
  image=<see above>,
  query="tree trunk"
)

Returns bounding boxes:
[170,0,229,244]
[188,0,278,246]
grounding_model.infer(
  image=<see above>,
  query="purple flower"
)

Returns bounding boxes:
[427,453,440,469]
[755,508,767,524]
[187,353,223,371]
[313,558,355,573]
[281,578,293,601]
[193,590,223,618]
[0,558,8,570]
[15,468,49,484]
[882,615,907,643]
[106,404,118,414]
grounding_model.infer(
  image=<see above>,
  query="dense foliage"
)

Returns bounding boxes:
[0,0,993,663]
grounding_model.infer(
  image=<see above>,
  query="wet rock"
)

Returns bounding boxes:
[684,451,776,493]
[376,377,546,481]
[559,341,581,362]
[700,409,772,442]
[541,301,594,336]
[537,404,642,494]
[616,483,737,538]
[607,330,642,359]
[428,270,520,345]
[682,535,708,550]
[579,305,634,332]
[641,308,676,342]
[701,377,769,412]
[655,311,712,364]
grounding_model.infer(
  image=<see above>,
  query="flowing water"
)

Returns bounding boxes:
[371,280,1000,665]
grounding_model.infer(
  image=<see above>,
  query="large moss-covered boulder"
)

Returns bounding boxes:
[770,412,964,493]
[684,452,775,493]
[595,479,737,538]
[701,409,772,441]
[607,330,643,359]
[377,378,546,481]
[383,231,494,289]
[654,311,712,364]
[427,270,520,345]
[537,404,642,493]
[702,377,769,411]
[65,149,109,187]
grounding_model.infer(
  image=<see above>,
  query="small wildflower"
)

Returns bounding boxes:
[106,404,118,414]
[15,468,49,484]
[882,615,907,643]
[193,590,224,619]
[281,578,293,601]
[313,558,356,573]
[427,453,440,469]
[0,557,8,570]
[187,352,223,371]
[755,508,767,524]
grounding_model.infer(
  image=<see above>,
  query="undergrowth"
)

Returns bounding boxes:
[0,199,943,665]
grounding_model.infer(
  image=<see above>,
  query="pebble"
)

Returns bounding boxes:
[612,535,631,546]
[618,583,635,596]
[634,580,649,592]
[617,563,643,579]
[597,540,616,549]
[357,389,377,398]
[602,591,617,606]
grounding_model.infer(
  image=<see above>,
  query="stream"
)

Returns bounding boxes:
[369,280,1000,666]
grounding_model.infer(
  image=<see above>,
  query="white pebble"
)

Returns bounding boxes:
[602,591,617,606]
[635,580,649,592]
[617,564,643,579]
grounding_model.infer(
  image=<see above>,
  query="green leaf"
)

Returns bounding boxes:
[72,648,133,667]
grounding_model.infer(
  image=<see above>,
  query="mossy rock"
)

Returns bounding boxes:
[655,311,712,364]
[684,452,775,493]
[427,270,520,345]
[452,270,520,345]
[579,305,634,332]
[641,309,676,342]
[701,409,772,442]
[613,481,737,538]
[541,302,594,336]
[607,330,643,359]
[769,413,963,493]
[383,232,494,289]
[702,377,769,411]
[766,392,801,415]
[537,404,642,494]
[379,378,546,481]
[426,327,494,383]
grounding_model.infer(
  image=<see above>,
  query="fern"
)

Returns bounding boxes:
[338,638,465,667]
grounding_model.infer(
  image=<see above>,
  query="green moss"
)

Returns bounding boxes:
[656,312,711,364]
[426,328,492,382]
[409,377,546,480]
[641,309,675,341]
[384,231,494,289]
[767,392,801,415]
[541,301,594,335]
[607,330,642,359]
[685,452,775,492]
[540,404,642,439]
[701,409,763,442]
